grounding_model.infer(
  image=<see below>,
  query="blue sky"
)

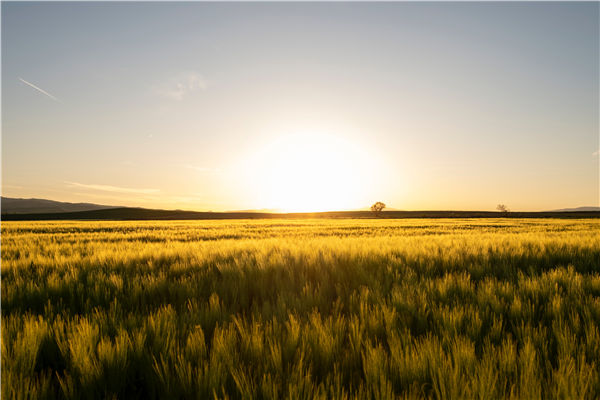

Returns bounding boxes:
[2,2,598,211]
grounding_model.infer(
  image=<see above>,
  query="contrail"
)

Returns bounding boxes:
[18,77,61,102]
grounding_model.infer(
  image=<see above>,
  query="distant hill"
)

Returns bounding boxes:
[3,207,600,221]
[2,197,600,220]
[551,206,600,212]
[1,197,115,214]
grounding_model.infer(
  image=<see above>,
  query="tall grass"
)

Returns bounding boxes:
[2,218,599,399]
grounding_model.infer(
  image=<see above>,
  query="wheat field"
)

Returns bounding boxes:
[2,218,599,399]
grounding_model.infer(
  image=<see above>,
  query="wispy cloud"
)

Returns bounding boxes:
[155,71,207,100]
[64,181,159,194]
[18,78,61,102]
[593,149,600,157]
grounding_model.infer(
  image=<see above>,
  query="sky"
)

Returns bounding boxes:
[2,2,599,212]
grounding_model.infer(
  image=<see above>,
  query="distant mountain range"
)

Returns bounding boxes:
[1,197,115,214]
[551,206,600,212]
[2,196,599,217]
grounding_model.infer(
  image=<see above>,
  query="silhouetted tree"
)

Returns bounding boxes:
[371,202,386,217]
[496,204,509,213]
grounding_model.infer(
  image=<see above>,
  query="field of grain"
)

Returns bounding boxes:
[2,218,599,399]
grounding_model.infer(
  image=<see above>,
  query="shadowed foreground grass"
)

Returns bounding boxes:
[2,218,600,399]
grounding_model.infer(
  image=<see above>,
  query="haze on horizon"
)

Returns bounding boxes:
[2,2,598,212]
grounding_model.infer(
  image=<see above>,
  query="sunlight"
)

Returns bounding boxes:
[244,132,384,212]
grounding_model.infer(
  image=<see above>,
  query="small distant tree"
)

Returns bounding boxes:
[371,202,386,217]
[496,204,509,213]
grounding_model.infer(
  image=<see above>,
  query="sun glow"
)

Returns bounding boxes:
[242,132,385,212]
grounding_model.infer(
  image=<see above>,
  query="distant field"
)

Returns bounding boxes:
[3,207,600,220]
[2,219,600,399]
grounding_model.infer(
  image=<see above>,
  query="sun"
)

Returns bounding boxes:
[243,132,384,212]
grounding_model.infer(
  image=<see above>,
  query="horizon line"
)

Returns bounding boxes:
[1,195,598,214]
